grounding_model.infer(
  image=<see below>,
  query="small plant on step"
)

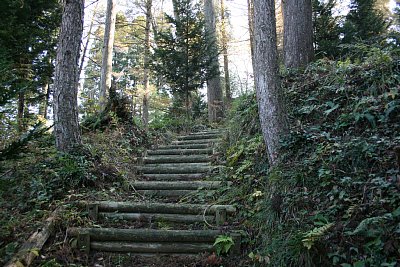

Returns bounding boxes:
[213,235,234,256]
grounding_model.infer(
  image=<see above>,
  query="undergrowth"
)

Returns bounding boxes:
[0,112,148,265]
[220,41,400,266]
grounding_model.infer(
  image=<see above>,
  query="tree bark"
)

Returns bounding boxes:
[17,92,25,133]
[99,0,117,111]
[39,82,50,119]
[247,0,255,68]
[53,0,84,152]
[204,0,223,122]
[220,0,231,104]
[253,0,288,165]
[142,0,153,129]
[79,1,99,78]
[283,0,314,68]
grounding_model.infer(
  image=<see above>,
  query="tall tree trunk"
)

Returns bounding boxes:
[283,0,314,68]
[99,0,117,111]
[53,0,84,152]
[253,0,288,165]
[142,0,153,129]
[39,82,50,119]
[17,92,25,132]
[79,1,99,77]
[247,0,255,64]
[220,0,231,104]
[204,0,223,122]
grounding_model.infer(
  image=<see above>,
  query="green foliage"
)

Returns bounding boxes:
[342,0,388,44]
[152,0,218,116]
[312,0,341,58]
[0,0,61,104]
[221,41,400,266]
[213,235,234,256]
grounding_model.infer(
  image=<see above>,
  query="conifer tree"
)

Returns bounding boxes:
[312,0,340,58]
[153,0,218,118]
[342,0,387,43]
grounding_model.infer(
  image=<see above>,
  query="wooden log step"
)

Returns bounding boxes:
[147,149,213,156]
[142,173,206,180]
[136,190,198,197]
[131,181,222,190]
[138,164,211,174]
[177,134,222,141]
[171,139,221,145]
[98,212,215,223]
[91,241,214,254]
[144,155,210,164]
[190,130,224,135]
[67,228,222,242]
[88,201,237,215]
[157,143,211,150]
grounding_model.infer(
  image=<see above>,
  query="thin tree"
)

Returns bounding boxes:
[247,0,255,69]
[283,0,314,68]
[53,0,84,152]
[253,0,287,165]
[220,0,231,103]
[142,0,153,128]
[99,0,117,111]
[204,0,223,122]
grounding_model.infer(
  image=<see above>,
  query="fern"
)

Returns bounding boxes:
[302,223,334,250]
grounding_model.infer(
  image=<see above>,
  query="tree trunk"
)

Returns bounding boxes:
[253,0,288,165]
[220,0,231,104]
[247,0,255,68]
[204,0,223,123]
[17,92,25,132]
[39,82,50,119]
[283,0,314,68]
[142,0,153,129]
[79,1,99,77]
[53,0,83,152]
[99,0,117,111]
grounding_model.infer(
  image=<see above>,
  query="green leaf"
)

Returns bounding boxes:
[353,261,365,267]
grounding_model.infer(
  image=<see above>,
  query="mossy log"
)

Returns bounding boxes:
[144,155,211,164]
[142,173,206,180]
[136,189,198,197]
[171,139,221,145]
[131,181,222,190]
[177,134,222,140]
[147,148,213,155]
[157,144,211,150]
[5,208,62,267]
[67,228,222,242]
[138,163,211,174]
[98,212,215,223]
[90,241,214,253]
[85,201,236,215]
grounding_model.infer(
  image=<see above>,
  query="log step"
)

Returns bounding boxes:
[147,148,213,155]
[98,212,215,223]
[91,241,213,254]
[144,155,211,164]
[136,190,200,197]
[171,139,221,145]
[177,134,222,141]
[86,201,236,215]
[138,163,212,174]
[157,144,211,150]
[142,173,206,180]
[131,181,223,190]
[68,228,222,242]
[68,228,241,254]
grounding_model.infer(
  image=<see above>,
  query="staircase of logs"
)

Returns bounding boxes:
[68,129,240,256]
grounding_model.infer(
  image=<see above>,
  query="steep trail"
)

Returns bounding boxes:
[69,129,240,258]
